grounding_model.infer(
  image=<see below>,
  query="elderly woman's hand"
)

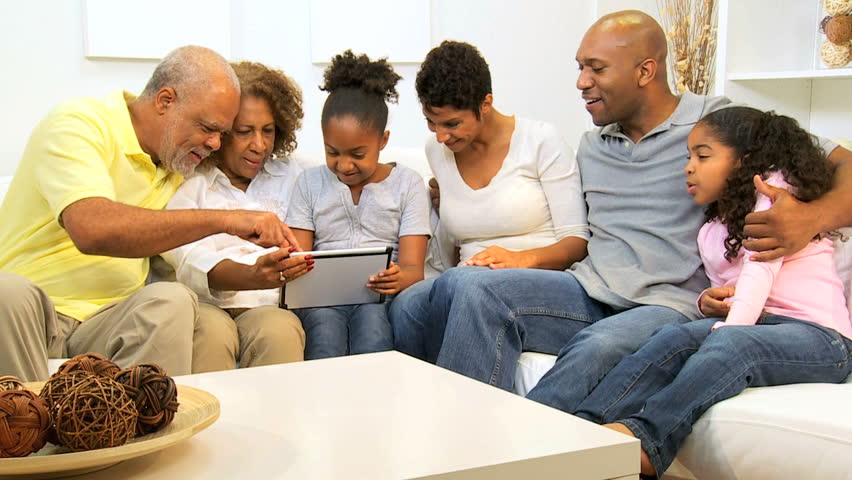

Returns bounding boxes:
[250,247,313,289]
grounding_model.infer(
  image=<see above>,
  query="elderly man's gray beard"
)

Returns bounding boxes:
[158,117,209,176]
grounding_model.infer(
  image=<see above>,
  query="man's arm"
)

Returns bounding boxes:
[62,197,299,258]
[743,146,852,261]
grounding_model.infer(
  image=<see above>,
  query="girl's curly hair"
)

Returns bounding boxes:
[230,61,303,157]
[699,106,835,260]
[415,40,492,119]
[319,50,401,134]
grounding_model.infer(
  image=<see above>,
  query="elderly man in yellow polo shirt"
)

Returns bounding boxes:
[0,45,299,381]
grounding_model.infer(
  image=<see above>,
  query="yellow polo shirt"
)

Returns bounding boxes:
[0,90,184,321]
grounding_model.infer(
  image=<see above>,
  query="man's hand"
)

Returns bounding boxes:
[743,175,819,262]
[464,246,534,269]
[367,262,401,295]
[699,286,735,317]
[428,177,440,212]
[225,210,301,250]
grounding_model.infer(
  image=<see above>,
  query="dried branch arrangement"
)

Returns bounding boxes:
[657,0,719,94]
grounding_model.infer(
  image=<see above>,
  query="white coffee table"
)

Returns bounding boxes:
[63,351,639,479]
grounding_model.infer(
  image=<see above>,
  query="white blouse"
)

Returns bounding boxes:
[160,158,301,308]
[428,117,589,266]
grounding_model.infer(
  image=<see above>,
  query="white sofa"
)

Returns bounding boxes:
[10,143,852,479]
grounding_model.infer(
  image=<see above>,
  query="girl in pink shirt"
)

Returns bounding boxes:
[569,106,852,477]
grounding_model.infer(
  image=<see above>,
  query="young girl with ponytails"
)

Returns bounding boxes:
[569,106,852,477]
[286,51,431,360]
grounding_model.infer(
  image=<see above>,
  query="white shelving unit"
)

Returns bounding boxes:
[714,0,851,140]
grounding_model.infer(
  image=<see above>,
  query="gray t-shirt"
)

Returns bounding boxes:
[286,164,431,262]
[570,93,839,320]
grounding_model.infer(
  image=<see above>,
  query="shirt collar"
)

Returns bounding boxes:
[104,90,147,158]
[194,157,293,190]
[198,164,231,190]
[599,91,706,139]
[263,157,292,176]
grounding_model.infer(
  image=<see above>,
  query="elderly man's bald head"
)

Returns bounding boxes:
[589,10,668,67]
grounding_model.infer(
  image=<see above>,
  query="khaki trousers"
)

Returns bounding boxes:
[0,273,236,381]
[195,303,305,371]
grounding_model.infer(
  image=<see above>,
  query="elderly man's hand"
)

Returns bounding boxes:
[226,210,301,250]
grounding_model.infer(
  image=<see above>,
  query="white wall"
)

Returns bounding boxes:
[0,0,597,178]
[595,0,657,16]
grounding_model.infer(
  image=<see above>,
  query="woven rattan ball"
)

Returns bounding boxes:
[0,376,25,392]
[825,0,852,16]
[820,39,851,66]
[825,15,852,45]
[0,390,52,457]
[53,375,137,451]
[39,371,95,445]
[53,352,120,379]
[114,364,179,436]
[39,371,93,414]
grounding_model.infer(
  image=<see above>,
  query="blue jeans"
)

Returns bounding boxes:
[389,277,436,361]
[296,302,392,360]
[572,316,852,475]
[421,267,689,392]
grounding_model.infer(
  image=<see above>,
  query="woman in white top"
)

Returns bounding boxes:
[390,41,590,361]
[162,62,311,371]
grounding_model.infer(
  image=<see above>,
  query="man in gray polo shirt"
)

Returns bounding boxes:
[415,10,851,408]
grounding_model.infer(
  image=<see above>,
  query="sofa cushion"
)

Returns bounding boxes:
[515,351,852,480]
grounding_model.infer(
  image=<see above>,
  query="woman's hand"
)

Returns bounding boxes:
[464,246,534,269]
[699,286,735,317]
[367,261,402,295]
[250,247,313,289]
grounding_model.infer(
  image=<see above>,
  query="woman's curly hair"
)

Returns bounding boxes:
[415,40,492,118]
[319,50,401,134]
[700,106,835,260]
[228,61,303,157]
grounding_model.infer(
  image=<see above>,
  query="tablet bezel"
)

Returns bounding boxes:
[279,246,393,309]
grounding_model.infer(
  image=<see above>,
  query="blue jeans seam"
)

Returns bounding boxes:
[657,346,701,368]
[599,362,653,421]
[489,312,515,386]
[600,345,699,420]
[513,306,597,324]
[619,418,664,476]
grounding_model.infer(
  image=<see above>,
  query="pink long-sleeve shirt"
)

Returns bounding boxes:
[698,172,852,339]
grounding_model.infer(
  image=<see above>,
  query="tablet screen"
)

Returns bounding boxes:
[280,246,392,309]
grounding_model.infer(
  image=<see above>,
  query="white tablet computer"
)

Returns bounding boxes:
[280,246,393,309]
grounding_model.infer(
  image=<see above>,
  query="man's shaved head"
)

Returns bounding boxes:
[589,10,668,71]
[575,10,675,132]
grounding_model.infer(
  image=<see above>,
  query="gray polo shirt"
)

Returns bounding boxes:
[569,92,731,319]
[286,164,431,262]
[570,93,840,319]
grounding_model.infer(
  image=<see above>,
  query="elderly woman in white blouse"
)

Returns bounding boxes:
[161,62,311,371]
